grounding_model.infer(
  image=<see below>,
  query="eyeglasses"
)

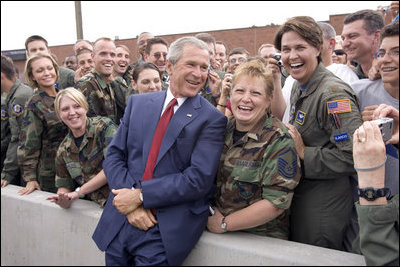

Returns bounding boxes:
[229,57,246,65]
[334,50,345,56]
[153,52,167,60]
[376,49,399,59]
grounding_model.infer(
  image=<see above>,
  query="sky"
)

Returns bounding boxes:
[1,1,393,51]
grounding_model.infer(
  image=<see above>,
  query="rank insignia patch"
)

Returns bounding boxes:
[295,110,306,125]
[278,148,297,179]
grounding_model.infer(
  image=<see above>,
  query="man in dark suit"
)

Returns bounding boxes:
[92,36,227,266]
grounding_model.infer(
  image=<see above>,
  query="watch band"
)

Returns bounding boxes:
[221,217,227,233]
[358,187,390,201]
[75,187,85,198]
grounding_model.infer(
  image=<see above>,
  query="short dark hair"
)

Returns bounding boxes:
[145,37,168,55]
[1,55,16,80]
[380,20,399,43]
[25,35,48,50]
[216,41,228,54]
[228,47,250,58]
[344,9,384,34]
[132,62,161,83]
[195,33,216,45]
[274,16,323,63]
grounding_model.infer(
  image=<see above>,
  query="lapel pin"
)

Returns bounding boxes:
[187,114,192,117]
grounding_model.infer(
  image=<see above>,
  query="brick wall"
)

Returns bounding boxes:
[11,12,391,78]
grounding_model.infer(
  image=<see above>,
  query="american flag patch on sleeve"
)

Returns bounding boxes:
[326,99,351,114]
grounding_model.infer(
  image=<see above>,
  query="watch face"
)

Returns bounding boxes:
[359,187,389,201]
[221,222,227,229]
[366,189,374,200]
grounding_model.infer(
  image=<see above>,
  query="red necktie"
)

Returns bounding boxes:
[142,98,178,182]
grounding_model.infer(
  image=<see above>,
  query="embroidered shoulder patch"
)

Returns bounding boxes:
[278,148,297,179]
[295,110,306,125]
[1,108,9,120]
[327,99,351,114]
[11,104,24,116]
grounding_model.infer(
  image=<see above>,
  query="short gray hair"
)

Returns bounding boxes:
[167,36,209,65]
[318,22,336,39]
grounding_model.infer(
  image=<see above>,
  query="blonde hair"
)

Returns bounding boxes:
[25,53,59,88]
[54,87,89,118]
[232,59,274,98]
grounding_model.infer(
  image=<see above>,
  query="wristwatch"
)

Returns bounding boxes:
[75,187,85,198]
[221,217,227,233]
[358,187,390,201]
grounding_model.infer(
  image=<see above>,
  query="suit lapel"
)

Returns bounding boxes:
[156,94,201,165]
[142,91,167,168]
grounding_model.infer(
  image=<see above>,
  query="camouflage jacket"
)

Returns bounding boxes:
[1,79,33,182]
[75,69,117,123]
[57,67,75,90]
[17,87,68,192]
[214,114,301,239]
[112,76,130,124]
[55,116,117,207]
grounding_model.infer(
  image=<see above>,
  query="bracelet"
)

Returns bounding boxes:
[217,104,226,108]
[354,156,387,172]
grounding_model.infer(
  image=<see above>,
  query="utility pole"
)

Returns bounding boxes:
[75,1,83,40]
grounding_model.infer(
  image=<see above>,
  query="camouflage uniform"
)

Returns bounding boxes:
[1,93,10,171]
[112,76,130,124]
[17,87,68,193]
[1,79,33,185]
[55,116,117,207]
[288,62,363,250]
[214,114,301,240]
[75,69,117,124]
[57,67,75,89]
[161,70,169,91]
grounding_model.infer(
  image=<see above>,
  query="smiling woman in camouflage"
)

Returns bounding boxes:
[46,87,117,208]
[17,53,68,195]
[207,59,301,240]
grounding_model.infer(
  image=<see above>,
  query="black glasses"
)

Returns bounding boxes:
[334,50,345,56]
[153,52,167,60]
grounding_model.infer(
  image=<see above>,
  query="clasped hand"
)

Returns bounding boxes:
[112,188,142,215]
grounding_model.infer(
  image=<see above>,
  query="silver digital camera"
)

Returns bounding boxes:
[372,117,393,141]
[272,53,283,66]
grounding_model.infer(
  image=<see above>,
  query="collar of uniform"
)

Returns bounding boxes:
[229,113,268,143]
[5,79,21,102]
[294,62,327,99]
[92,69,110,90]
[66,116,94,151]
[85,116,95,140]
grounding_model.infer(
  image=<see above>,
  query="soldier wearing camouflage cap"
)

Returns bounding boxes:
[207,59,301,240]
[46,88,117,208]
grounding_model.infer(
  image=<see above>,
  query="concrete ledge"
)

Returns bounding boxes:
[1,185,365,266]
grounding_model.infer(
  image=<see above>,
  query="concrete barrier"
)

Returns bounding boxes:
[1,185,366,266]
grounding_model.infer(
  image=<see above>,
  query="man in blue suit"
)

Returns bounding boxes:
[92,36,227,266]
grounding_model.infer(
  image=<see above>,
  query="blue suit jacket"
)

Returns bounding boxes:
[92,90,227,265]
